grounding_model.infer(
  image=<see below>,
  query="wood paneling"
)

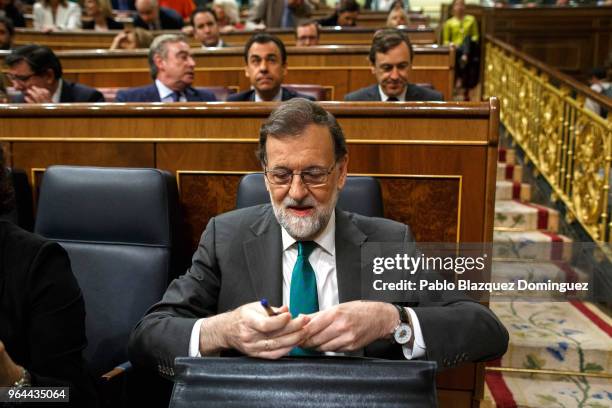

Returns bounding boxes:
[0,101,499,408]
[12,26,436,51]
[0,46,454,100]
[471,5,612,78]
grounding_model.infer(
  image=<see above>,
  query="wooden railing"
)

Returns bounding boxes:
[483,35,612,244]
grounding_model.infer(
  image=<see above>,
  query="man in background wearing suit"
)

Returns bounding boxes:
[5,44,105,103]
[190,7,226,48]
[345,29,444,102]
[116,34,216,102]
[228,33,314,102]
[129,98,508,377]
[134,0,183,30]
[249,0,312,28]
[295,21,319,47]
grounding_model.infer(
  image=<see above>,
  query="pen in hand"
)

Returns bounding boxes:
[260,299,279,316]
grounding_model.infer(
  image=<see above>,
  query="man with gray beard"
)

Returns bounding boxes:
[129,99,508,376]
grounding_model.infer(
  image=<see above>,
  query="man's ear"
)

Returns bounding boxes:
[244,64,250,79]
[154,54,164,72]
[370,63,376,76]
[44,68,55,85]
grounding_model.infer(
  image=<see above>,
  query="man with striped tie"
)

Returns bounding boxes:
[115,34,216,102]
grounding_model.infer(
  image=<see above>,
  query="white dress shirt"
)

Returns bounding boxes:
[33,1,81,30]
[51,78,63,103]
[378,85,407,102]
[156,79,186,102]
[254,87,283,102]
[189,210,426,359]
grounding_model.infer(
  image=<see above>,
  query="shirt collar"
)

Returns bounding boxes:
[378,84,406,102]
[255,87,283,102]
[51,78,63,103]
[281,210,336,257]
[155,79,179,101]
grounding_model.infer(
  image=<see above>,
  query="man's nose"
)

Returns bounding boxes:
[259,60,268,72]
[389,67,399,80]
[288,174,309,201]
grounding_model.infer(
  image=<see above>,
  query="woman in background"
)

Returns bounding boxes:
[442,0,479,99]
[33,0,82,30]
[109,27,154,49]
[82,0,124,30]
[386,5,409,27]
[0,147,97,407]
[212,0,243,31]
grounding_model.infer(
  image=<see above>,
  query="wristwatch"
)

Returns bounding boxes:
[391,304,414,350]
[13,367,31,388]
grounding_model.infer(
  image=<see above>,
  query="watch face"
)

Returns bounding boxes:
[394,323,412,345]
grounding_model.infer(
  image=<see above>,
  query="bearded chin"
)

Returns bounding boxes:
[272,192,338,240]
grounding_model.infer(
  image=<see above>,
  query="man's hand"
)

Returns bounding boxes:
[200,302,310,359]
[0,340,24,387]
[301,301,398,352]
[24,86,53,103]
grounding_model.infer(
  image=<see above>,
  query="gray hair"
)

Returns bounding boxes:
[148,34,186,79]
[257,98,348,166]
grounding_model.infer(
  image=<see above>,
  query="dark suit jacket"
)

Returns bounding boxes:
[133,6,183,29]
[115,83,217,102]
[344,83,444,102]
[128,205,508,377]
[82,17,124,30]
[12,80,105,103]
[250,0,311,28]
[227,87,316,102]
[0,221,97,407]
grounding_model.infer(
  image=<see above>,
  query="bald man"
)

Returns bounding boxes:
[134,0,183,30]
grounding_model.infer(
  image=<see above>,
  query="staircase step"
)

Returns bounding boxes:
[495,200,559,233]
[483,370,612,408]
[498,147,516,165]
[497,163,523,182]
[496,181,532,202]
[489,301,612,373]
[493,231,572,261]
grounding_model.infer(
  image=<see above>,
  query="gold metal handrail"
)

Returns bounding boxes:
[483,35,612,244]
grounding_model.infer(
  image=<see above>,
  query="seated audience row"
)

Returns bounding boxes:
[4,29,442,104]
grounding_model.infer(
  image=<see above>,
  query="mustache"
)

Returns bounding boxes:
[281,195,317,208]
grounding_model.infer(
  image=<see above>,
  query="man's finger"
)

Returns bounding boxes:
[267,314,310,338]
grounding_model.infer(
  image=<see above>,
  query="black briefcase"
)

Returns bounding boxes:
[169,357,438,408]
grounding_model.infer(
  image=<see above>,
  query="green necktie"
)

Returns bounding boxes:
[289,241,320,356]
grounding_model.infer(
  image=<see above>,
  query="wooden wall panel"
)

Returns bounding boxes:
[472,5,612,77]
[12,27,436,51]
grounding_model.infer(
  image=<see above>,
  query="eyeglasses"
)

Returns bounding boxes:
[264,163,336,187]
[6,72,36,83]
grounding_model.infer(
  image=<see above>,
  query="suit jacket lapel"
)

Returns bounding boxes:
[184,87,199,102]
[147,84,162,102]
[335,209,367,303]
[368,85,382,101]
[242,208,283,306]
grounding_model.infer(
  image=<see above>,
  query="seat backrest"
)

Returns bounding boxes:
[169,357,438,408]
[284,84,329,101]
[0,168,34,231]
[196,86,237,101]
[34,165,180,376]
[235,173,383,218]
